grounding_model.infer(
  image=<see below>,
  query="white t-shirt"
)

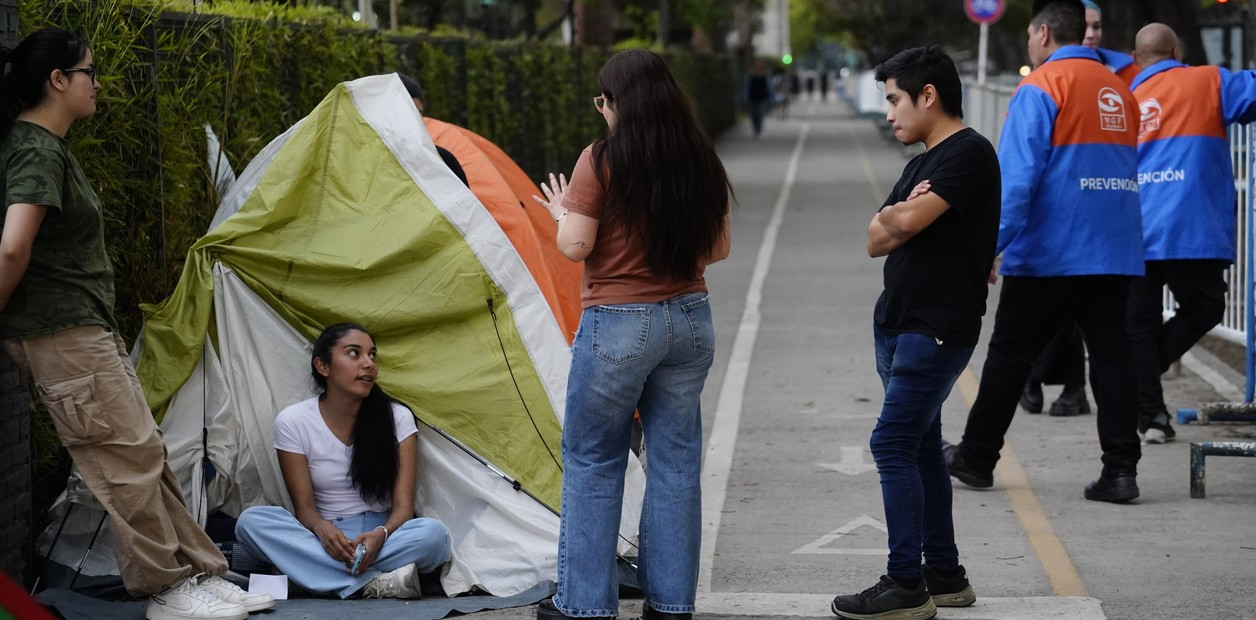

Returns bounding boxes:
[273,397,419,519]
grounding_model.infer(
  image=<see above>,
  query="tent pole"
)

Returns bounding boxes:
[29,500,76,595]
[67,511,107,591]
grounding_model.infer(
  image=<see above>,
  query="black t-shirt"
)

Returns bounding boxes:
[747,75,771,102]
[874,127,1000,346]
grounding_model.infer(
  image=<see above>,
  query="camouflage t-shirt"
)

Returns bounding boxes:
[0,121,116,339]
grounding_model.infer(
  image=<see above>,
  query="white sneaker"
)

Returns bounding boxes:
[146,577,247,620]
[197,574,277,612]
[361,563,421,599]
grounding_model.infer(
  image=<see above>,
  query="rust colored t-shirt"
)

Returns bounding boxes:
[562,145,709,308]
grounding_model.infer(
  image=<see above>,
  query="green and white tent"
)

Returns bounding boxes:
[40,74,644,598]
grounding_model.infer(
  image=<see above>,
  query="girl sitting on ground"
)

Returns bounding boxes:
[235,322,451,598]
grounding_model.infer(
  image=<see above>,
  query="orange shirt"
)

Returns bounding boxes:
[562,146,709,308]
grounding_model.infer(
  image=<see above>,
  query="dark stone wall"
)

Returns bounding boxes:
[0,0,16,48]
[0,2,33,589]
[0,351,31,585]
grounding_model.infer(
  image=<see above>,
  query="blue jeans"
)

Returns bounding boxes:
[749,100,770,135]
[553,293,715,617]
[871,325,972,579]
[235,506,451,598]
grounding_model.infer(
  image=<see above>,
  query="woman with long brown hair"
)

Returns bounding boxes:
[532,49,732,620]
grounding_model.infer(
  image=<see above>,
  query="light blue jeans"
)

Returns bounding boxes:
[235,506,451,598]
[553,292,716,617]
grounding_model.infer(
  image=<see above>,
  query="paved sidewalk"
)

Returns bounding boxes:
[508,97,1252,619]
[239,96,1256,620]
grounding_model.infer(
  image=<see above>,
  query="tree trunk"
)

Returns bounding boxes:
[1104,0,1206,66]
[658,0,671,47]
[575,0,616,47]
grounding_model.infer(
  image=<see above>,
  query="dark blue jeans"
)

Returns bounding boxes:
[872,324,973,579]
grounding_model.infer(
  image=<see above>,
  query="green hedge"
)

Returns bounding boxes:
[14,0,737,341]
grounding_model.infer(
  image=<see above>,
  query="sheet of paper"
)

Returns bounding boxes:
[248,573,289,600]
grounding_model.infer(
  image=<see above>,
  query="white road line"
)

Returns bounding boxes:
[698,123,810,593]
[1181,350,1245,402]
[695,593,1105,619]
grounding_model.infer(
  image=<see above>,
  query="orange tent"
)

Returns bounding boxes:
[424,118,583,344]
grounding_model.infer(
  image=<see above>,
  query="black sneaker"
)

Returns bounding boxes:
[640,605,691,620]
[942,441,993,489]
[831,575,936,619]
[537,599,613,620]
[1020,379,1044,414]
[1138,410,1176,444]
[922,565,975,607]
[1048,384,1091,416]
[1084,472,1139,503]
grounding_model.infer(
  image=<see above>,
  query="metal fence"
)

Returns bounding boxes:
[965,80,1255,347]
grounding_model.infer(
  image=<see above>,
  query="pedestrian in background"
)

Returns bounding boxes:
[1127,24,1256,444]
[1084,0,1138,84]
[831,44,997,620]
[0,27,272,620]
[944,0,1144,504]
[745,60,774,137]
[530,49,731,620]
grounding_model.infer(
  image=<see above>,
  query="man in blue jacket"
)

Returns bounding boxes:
[1016,0,1136,420]
[1127,24,1256,444]
[944,0,1144,503]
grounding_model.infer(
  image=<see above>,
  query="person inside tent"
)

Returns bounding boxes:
[235,323,452,599]
[396,73,469,187]
[0,27,272,620]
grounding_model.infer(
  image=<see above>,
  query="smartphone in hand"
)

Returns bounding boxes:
[350,543,367,574]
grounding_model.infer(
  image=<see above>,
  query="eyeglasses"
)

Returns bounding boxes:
[593,95,610,110]
[63,66,98,84]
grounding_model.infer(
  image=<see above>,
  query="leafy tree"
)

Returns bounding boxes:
[576,0,763,50]
[791,0,1226,75]
[796,0,980,65]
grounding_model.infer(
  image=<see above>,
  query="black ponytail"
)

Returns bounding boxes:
[0,28,88,141]
[350,384,402,505]
[310,323,401,505]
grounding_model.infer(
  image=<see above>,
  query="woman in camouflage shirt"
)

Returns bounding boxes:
[0,27,272,620]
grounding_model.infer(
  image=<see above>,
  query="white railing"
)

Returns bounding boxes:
[965,80,1255,347]
[1198,123,1254,345]
[964,80,1016,150]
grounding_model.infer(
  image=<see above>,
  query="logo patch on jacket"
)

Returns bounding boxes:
[1139,98,1162,134]
[1098,87,1128,132]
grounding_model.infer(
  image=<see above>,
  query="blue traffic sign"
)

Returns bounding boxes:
[965,0,1005,25]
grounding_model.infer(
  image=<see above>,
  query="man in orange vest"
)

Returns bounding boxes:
[1127,24,1256,444]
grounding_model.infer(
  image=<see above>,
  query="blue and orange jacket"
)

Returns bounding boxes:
[997,46,1143,277]
[1097,47,1138,85]
[1131,60,1256,262]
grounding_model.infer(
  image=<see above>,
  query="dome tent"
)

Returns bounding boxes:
[36,74,644,605]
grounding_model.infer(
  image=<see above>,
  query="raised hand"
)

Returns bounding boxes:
[531,172,569,222]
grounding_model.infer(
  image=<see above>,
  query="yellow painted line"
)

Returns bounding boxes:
[848,126,884,203]
[955,368,1090,598]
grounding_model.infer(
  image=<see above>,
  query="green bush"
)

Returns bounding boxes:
[14,0,736,343]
